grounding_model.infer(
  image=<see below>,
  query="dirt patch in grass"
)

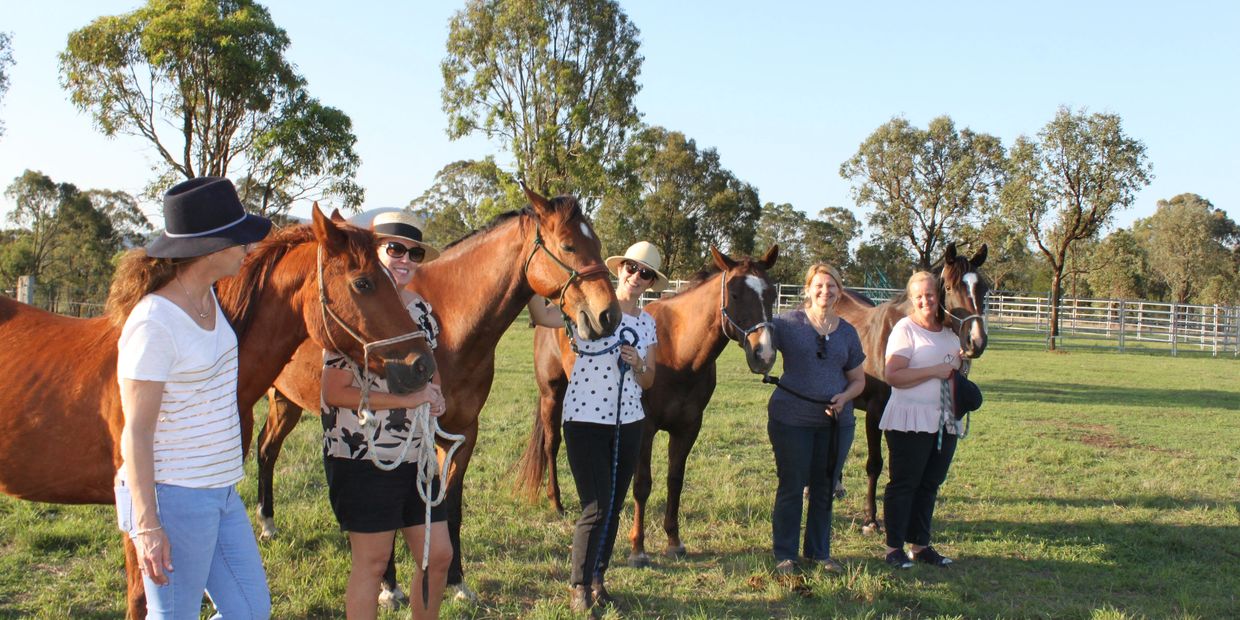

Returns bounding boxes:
[1063,423,1184,454]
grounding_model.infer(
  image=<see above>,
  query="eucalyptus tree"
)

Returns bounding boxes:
[0,32,13,137]
[1001,107,1151,349]
[408,158,521,246]
[841,115,1005,269]
[442,0,643,209]
[1139,193,1237,304]
[59,0,362,215]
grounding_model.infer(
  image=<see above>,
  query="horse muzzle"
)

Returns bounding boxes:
[383,353,437,394]
[742,325,777,374]
[576,302,621,340]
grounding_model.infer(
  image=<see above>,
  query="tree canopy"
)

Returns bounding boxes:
[408,158,522,246]
[1139,193,1238,304]
[840,115,1004,269]
[58,0,362,215]
[1001,107,1152,348]
[442,0,643,208]
[0,32,13,137]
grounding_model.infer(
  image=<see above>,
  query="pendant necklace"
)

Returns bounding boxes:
[176,275,210,319]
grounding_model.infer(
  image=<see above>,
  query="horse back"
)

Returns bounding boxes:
[0,298,123,503]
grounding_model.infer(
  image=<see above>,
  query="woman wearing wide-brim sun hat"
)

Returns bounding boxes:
[108,176,273,618]
[528,240,664,611]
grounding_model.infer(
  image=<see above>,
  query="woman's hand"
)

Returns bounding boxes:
[618,344,644,372]
[134,527,173,585]
[402,383,446,417]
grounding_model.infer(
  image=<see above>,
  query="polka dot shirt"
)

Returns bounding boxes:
[562,311,657,426]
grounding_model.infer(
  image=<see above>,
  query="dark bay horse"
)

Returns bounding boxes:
[835,243,989,534]
[0,206,436,619]
[251,188,620,601]
[516,245,779,566]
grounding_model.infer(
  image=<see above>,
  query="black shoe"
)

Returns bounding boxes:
[885,549,913,569]
[569,585,592,612]
[911,546,953,567]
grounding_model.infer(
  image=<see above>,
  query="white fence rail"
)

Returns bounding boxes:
[649,281,1239,357]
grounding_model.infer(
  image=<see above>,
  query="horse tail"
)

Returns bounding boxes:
[514,403,550,504]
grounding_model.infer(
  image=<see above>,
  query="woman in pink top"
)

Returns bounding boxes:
[878,271,963,569]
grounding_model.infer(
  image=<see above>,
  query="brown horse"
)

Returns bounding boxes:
[835,242,989,534]
[251,188,620,600]
[0,206,436,618]
[516,245,779,566]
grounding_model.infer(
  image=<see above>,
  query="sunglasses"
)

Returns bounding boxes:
[816,333,830,359]
[624,261,656,282]
[383,241,426,263]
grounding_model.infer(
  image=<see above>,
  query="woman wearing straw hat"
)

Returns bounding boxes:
[319,211,451,619]
[109,176,273,618]
[529,241,667,612]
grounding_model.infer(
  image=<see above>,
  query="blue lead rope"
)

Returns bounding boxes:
[568,324,640,585]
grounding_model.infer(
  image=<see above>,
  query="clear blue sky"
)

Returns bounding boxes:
[1,1,1236,234]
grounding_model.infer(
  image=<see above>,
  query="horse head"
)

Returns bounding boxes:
[307,206,437,393]
[521,185,621,340]
[938,242,989,359]
[711,244,780,374]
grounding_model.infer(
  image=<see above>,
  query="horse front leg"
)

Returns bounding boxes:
[662,423,701,559]
[627,422,658,568]
[445,424,478,602]
[862,395,887,535]
[541,386,566,513]
[255,388,304,541]
[123,533,146,620]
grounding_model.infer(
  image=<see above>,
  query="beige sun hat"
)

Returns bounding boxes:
[371,211,440,261]
[605,241,670,292]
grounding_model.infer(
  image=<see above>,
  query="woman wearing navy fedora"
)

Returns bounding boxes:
[107,177,272,619]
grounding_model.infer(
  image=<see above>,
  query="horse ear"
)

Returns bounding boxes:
[328,207,346,223]
[760,244,779,269]
[710,245,737,271]
[311,203,348,249]
[971,244,988,269]
[521,181,553,217]
[944,242,958,264]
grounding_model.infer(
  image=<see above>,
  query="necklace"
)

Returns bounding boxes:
[175,275,210,319]
[807,310,837,335]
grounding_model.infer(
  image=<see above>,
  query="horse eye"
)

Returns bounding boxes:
[352,277,373,292]
[560,243,576,253]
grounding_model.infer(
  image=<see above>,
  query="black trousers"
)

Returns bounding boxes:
[563,419,643,587]
[882,429,957,550]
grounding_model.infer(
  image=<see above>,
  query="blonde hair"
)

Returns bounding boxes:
[801,263,844,309]
[105,249,192,328]
[904,270,944,322]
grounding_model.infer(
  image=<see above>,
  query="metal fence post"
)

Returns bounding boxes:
[1118,300,1126,352]
[1170,302,1178,356]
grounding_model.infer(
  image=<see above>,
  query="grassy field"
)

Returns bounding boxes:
[1,328,1237,619]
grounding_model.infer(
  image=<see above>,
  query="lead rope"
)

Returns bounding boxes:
[937,358,971,451]
[567,324,639,587]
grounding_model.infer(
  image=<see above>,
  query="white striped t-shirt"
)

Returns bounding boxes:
[116,292,244,488]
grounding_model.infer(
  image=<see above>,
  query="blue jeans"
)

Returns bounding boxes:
[833,423,856,491]
[137,484,270,619]
[768,418,844,562]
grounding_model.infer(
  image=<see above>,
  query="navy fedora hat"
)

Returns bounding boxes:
[950,370,983,419]
[146,177,273,259]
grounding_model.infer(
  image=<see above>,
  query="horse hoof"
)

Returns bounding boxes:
[663,544,687,559]
[378,584,407,611]
[257,516,277,542]
[628,552,652,568]
[452,583,478,603]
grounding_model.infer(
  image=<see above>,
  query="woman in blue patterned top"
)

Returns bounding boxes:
[766,263,866,574]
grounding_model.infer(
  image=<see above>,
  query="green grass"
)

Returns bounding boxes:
[1,327,1237,619]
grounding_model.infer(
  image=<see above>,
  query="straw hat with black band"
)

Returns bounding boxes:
[146,177,272,259]
[604,241,670,292]
[371,211,441,261]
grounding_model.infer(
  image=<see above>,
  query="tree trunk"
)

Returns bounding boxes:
[1048,272,1063,350]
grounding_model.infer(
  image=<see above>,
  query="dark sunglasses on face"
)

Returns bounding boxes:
[383,241,426,262]
[624,261,656,282]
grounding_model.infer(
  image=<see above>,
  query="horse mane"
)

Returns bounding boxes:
[443,197,585,251]
[216,223,373,339]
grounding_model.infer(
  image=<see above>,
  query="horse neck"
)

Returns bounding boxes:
[221,245,315,411]
[650,273,729,371]
[410,220,532,367]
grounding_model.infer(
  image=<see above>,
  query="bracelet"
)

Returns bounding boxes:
[134,525,163,536]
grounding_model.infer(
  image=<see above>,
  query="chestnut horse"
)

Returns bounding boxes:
[516,245,779,566]
[835,242,989,534]
[251,189,620,600]
[0,206,436,618]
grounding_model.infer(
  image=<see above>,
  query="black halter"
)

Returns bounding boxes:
[719,269,771,345]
